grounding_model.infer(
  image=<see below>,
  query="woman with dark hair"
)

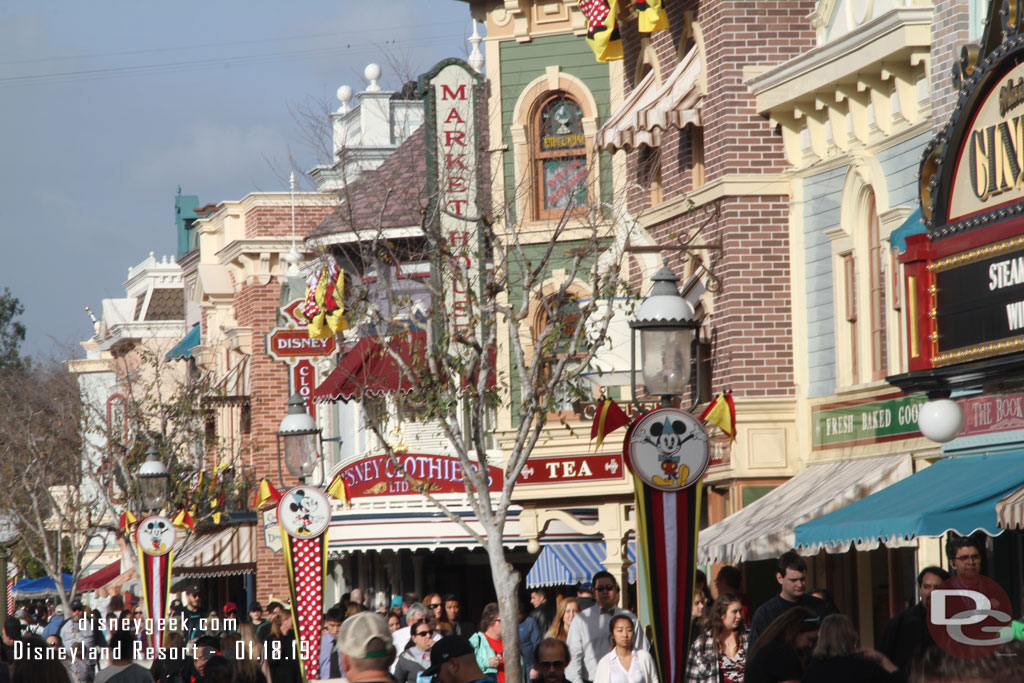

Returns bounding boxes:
[201,655,233,683]
[744,606,819,683]
[150,631,188,683]
[265,611,301,683]
[594,614,659,683]
[802,614,898,683]
[685,593,748,682]
[394,619,435,683]
[690,583,714,645]
[9,634,72,683]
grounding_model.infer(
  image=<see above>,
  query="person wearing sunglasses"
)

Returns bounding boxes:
[395,620,436,683]
[566,572,647,683]
[535,638,572,683]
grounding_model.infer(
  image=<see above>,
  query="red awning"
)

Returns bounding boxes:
[78,561,122,591]
[314,332,426,403]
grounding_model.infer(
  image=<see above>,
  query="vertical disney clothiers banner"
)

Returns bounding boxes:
[626,408,710,683]
[277,486,331,680]
[134,515,177,652]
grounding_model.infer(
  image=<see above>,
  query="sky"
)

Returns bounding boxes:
[0,0,474,359]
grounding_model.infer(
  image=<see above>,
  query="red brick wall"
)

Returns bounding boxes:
[230,201,334,601]
[613,1,812,400]
[930,1,971,133]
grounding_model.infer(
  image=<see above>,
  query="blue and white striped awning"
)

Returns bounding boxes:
[525,542,636,588]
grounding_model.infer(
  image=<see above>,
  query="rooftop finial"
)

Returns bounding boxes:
[337,85,353,113]
[468,21,484,73]
[364,63,382,93]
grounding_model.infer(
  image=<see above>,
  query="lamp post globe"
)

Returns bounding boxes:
[630,266,700,402]
[277,393,321,480]
[138,445,171,513]
[917,397,965,443]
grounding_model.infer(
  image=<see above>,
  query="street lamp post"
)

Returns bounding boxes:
[138,445,171,514]
[629,265,702,407]
[277,393,323,484]
[0,509,21,632]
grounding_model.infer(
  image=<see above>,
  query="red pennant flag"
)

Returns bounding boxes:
[172,510,196,532]
[590,398,632,451]
[699,391,736,441]
[254,478,283,510]
[119,511,139,535]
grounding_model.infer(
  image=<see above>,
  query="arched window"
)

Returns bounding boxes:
[534,94,588,218]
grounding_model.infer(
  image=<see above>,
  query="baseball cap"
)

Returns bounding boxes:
[248,601,263,612]
[389,595,402,609]
[186,585,201,595]
[222,602,238,614]
[424,635,475,675]
[337,611,394,660]
[13,608,28,619]
[69,599,84,611]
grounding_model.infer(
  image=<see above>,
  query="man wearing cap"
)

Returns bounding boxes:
[248,601,265,630]
[423,635,494,683]
[337,611,397,683]
[60,598,97,683]
[566,572,647,683]
[220,602,239,634]
[319,606,345,679]
[182,585,204,641]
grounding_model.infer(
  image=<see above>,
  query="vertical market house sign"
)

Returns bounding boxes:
[898,13,1024,388]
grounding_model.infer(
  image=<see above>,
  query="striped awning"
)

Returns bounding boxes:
[997,485,1024,530]
[172,523,256,579]
[525,542,637,588]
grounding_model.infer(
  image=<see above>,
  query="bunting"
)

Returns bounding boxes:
[119,511,139,535]
[636,0,668,33]
[590,398,632,451]
[254,478,283,511]
[578,1,669,62]
[171,509,195,532]
[699,392,736,441]
[304,264,347,339]
[326,473,352,507]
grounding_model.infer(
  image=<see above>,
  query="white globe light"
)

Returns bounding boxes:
[917,398,964,443]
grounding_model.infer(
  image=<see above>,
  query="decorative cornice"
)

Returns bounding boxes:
[637,174,790,229]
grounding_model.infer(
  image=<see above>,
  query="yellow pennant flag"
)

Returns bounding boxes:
[254,478,283,510]
[699,392,736,441]
[327,473,351,507]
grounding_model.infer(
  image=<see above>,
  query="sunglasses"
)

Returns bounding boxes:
[132,611,144,616]
[595,585,617,592]
[414,630,433,637]
[429,603,442,608]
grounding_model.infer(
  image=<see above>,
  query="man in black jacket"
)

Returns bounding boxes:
[748,550,830,649]
[878,565,949,674]
[528,589,555,636]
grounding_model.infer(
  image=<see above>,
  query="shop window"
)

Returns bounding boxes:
[867,196,887,380]
[637,145,662,205]
[691,127,705,189]
[843,253,859,384]
[534,94,588,218]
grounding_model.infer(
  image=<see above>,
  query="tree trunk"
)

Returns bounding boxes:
[487,527,524,683]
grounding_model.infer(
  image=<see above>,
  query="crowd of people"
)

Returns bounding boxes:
[2,536,1022,683]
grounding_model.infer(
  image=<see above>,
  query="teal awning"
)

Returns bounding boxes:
[795,451,1024,552]
[889,207,927,253]
[165,324,200,361]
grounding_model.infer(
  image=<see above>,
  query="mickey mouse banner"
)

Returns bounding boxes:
[625,408,710,683]
[134,515,177,652]
[277,486,331,680]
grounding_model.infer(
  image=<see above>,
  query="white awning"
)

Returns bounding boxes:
[327,505,603,554]
[697,455,914,565]
[997,485,1024,530]
[596,45,703,152]
[173,523,256,578]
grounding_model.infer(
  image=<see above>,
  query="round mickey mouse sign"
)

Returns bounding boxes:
[627,408,711,491]
[135,515,177,557]
[277,486,331,538]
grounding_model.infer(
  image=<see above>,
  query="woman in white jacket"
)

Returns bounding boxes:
[594,614,660,683]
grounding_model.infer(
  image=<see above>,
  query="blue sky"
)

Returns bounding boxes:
[0,0,472,357]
